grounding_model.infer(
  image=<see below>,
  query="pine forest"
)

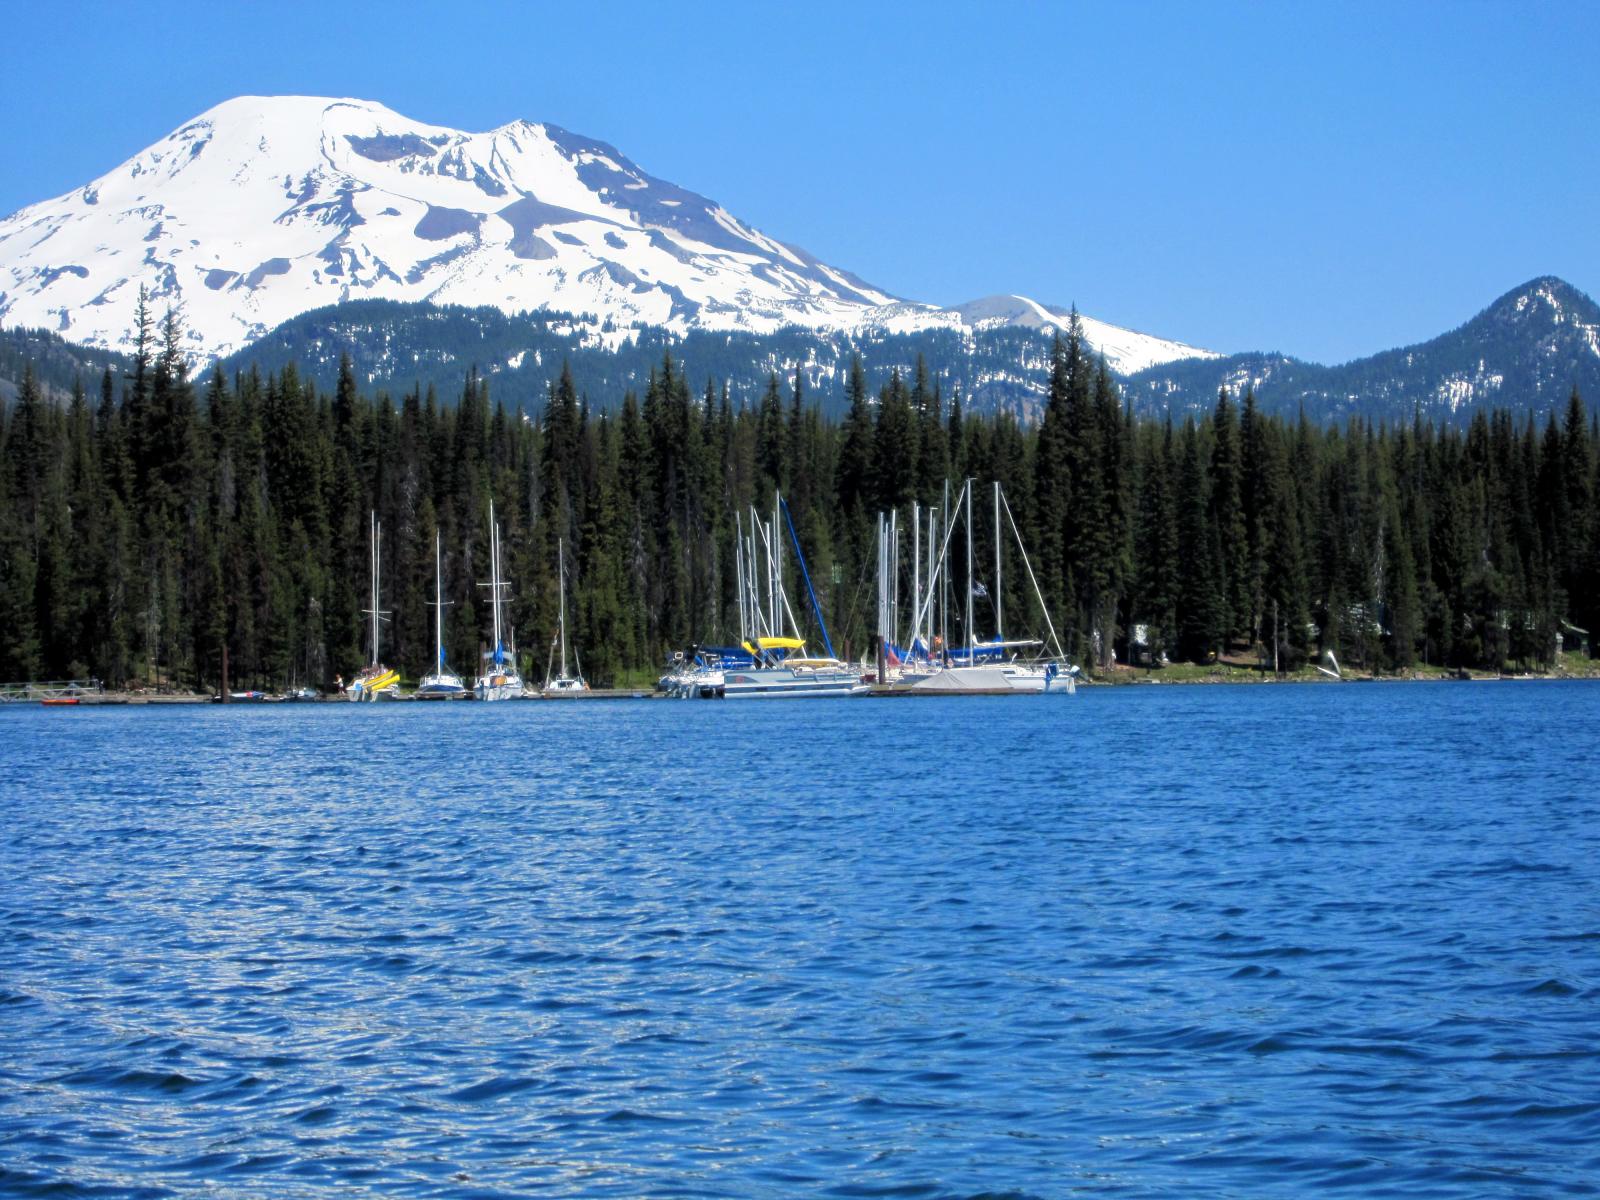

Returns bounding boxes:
[2,295,1597,691]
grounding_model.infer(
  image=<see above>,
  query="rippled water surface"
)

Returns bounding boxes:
[2,682,1598,1198]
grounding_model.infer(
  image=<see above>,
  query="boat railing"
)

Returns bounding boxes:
[0,679,104,703]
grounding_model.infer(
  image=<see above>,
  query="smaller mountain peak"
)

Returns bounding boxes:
[1490,275,1584,308]
[1473,277,1599,333]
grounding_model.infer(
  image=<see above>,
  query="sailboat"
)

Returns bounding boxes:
[473,500,525,701]
[346,511,401,701]
[416,529,466,699]
[892,480,1077,694]
[542,537,588,695]
[719,492,867,699]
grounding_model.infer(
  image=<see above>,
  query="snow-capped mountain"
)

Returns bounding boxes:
[0,96,1214,374]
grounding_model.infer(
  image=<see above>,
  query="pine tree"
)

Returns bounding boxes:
[1132,420,1179,663]
[1208,388,1248,649]
[1176,417,1223,662]
[1032,333,1072,626]
[872,368,916,514]
[835,354,875,572]
[1259,421,1310,669]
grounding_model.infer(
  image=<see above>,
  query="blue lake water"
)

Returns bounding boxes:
[2,682,1597,1198]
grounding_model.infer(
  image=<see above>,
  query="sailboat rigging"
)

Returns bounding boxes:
[416,529,465,699]
[347,511,400,701]
[473,500,525,701]
[879,480,1076,693]
[718,491,866,698]
[542,537,588,694]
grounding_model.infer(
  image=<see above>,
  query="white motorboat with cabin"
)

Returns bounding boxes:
[659,649,726,698]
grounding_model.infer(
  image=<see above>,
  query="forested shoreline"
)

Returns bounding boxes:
[1,295,1596,691]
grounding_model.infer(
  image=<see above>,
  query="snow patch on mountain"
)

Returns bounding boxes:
[0,96,1216,373]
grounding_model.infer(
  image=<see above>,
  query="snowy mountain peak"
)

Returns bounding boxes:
[0,95,1214,371]
[947,295,1219,376]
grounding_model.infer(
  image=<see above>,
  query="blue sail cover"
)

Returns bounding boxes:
[886,637,941,666]
[947,641,1009,666]
[700,646,758,669]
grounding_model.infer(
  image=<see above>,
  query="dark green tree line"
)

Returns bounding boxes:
[3,299,1597,689]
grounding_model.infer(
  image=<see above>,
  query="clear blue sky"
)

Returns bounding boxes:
[3,1,1595,364]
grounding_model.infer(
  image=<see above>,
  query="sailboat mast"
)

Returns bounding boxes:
[877,514,885,652]
[371,513,381,667]
[734,512,748,643]
[754,515,767,639]
[557,537,569,677]
[489,500,502,660]
[434,530,444,670]
[965,479,974,657]
[999,487,1068,662]
[888,509,897,649]
[367,512,375,666]
[940,479,950,657]
[994,480,1002,640]
[772,491,784,639]
[912,501,920,651]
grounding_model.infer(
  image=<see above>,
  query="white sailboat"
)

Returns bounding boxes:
[897,480,1077,694]
[473,500,525,701]
[416,529,465,699]
[720,492,866,699]
[346,511,401,701]
[542,537,588,695]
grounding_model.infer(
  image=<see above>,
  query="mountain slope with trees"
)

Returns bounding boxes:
[1125,277,1600,425]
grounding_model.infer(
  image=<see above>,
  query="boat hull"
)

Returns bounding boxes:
[474,676,524,702]
[415,674,466,699]
[663,669,725,699]
[347,667,401,701]
[909,664,1075,694]
[723,666,867,698]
